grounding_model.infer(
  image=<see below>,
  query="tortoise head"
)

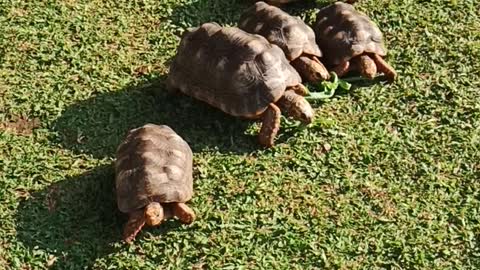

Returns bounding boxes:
[294,102,314,124]
[145,202,164,226]
[277,89,314,124]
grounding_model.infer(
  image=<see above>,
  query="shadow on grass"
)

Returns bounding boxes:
[52,0,353,159]
[169,0,247,32]
[16,165,204,268]
[15,165,120,269]
[167,0,329,32]
[51,76,258,159]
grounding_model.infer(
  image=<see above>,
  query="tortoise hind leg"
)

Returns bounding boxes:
[331,61,351,77]
[171,203,196,224]
[258,103,281,148]
[371,54,397,83]
[291,55,330,82]
[123,209,146,243]
[354,54,377,79]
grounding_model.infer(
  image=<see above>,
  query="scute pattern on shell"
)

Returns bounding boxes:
[166,22,302,118]
[115,124,193,213]
[239,1,322,61]
[313,2,386,66]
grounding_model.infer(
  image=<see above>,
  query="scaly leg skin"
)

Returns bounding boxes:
[291,55,330,82]
[144,202,164,226]
[258,103,281,148]
[355,54,377,79]
[123,209,146,243]
[331,61,351,77]
[172,203,196,224]
[371,53,397,83]
[277,89,314,124]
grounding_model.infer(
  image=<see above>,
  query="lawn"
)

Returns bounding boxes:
[1,0,479,269]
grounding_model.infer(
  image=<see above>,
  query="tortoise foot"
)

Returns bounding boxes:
[145,202,164,226]
[258,103,281,148]
[173,203,196,224]
[371,54,397,83]
[355,54,377,79]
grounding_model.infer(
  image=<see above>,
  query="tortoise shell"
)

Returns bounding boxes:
[115,124,193,214]
[313,2,386,66]
[166,22,302,119]
[239,1,322,61]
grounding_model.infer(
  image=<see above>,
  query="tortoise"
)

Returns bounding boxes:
[166,22,314,147]
[239,1,330,82]
[313,2,397,82]
[115,124,195,243]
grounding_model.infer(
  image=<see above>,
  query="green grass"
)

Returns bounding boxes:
[1,0,479,269]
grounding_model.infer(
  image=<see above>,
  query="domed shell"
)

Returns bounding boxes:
[239,1,322,61]
[115,124,193,213]
[313,2,386,66]
[166,22,302,118]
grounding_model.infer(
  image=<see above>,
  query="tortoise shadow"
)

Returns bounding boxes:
[168,0,247,32]
[51,75,258,159]
[15,165,120,269]
[168,0,333,32]
[15,164,195,269]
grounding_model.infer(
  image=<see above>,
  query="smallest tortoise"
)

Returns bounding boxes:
[239,1,330,82]
[115,124,195,243]
[313,2,397,82]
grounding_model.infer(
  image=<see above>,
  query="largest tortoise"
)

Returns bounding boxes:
[115,124,195,243]
[166,22,314,147]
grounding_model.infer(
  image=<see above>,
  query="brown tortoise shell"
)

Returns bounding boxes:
[166,22,302,118]
[313,2,387,66]
[239,1,322,61]
[115,124,193,213]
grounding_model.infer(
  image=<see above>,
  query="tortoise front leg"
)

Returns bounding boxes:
[258,103,281,147]
[291,55,330,82]
[371,53,397,83]
[145,202,164,226]
[123,209,146,243]
[354,54,377,79]
[331,61,351,77]
[170,203,196,224]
